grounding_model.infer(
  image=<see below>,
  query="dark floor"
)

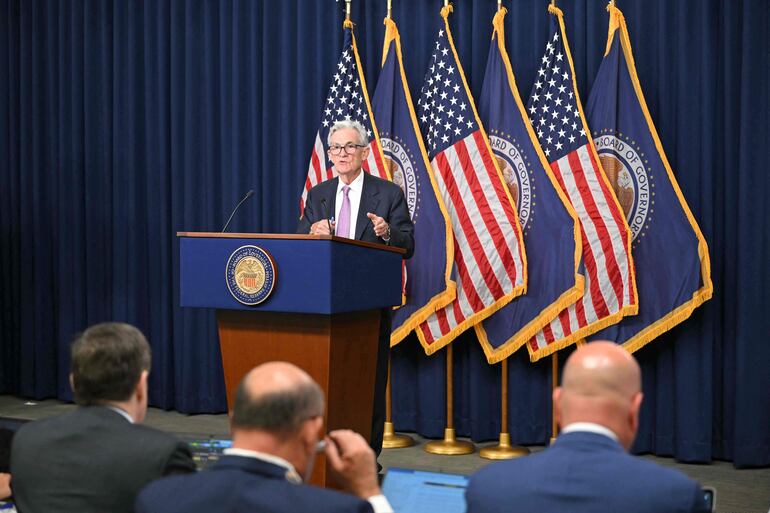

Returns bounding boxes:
[1,395,768,513]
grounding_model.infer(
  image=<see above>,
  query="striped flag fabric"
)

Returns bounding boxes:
[585,5,712,349]
[475,8,584,363]
[300,21,388,211]
[371,16,456,345]
[414,6,527,354]
[524,5,638,361]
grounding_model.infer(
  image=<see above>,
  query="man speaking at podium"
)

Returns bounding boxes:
[298,120,414,461]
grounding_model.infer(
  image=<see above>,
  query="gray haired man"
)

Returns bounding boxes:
[297,120,414,462]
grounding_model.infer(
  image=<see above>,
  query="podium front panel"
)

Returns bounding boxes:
[179,236,402,314]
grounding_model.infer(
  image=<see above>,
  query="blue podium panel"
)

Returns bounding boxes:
[179,234,403,314]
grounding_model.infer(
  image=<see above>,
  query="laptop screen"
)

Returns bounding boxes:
[185,438,233,469]
[382,467,468,513]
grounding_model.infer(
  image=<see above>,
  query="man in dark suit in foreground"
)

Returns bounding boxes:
[298,119,414,460]
[466,341,710,513]
[136,361,393,513]
[10,322,195,513]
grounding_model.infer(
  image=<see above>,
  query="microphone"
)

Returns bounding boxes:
[320,198,333,234]
[221,189,255,232]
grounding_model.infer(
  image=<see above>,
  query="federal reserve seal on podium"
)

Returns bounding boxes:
[225,245,276,305]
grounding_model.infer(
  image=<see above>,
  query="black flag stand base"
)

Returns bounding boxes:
[424,345,475,455]
[383,354,415,449]
[479,359,530,460]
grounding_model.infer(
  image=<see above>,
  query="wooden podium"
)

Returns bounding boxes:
[177,233,404,487]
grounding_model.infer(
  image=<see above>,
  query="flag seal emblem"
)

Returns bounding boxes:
[381,135,420,220]
[225,245,277,306]
[593,131,654,242]
[488,133,534,232]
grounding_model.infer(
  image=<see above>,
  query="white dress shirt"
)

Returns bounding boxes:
[561,422,620,443]
[222,447,394,513]
[334,171,364,238]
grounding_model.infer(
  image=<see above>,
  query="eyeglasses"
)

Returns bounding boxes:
[328,143,366,156]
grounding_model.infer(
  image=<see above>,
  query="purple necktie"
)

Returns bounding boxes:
[336,185,351,238]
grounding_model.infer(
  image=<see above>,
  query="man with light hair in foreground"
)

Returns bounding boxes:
[136,361,393,513]
[466,341,709,513]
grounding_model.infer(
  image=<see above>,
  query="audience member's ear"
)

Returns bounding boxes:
[134,370,150,423]
[300,416,323,452]
[629,392,643,434]
[137,370,149,399]
[552,387,563,430]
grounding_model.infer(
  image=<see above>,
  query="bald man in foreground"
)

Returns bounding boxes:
[136,362,393,513]
[466,342,709,513]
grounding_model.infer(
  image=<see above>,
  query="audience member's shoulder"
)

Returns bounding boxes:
[129,422,191,454]
[621,451,700,486]
[138,474,372,513]
[244,482,373,513]
[12,409,75,438]
[137,470,193,499]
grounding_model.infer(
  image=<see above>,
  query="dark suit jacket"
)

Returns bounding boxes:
[298,172,414,259]
[135,454,374,513]
[0,428,12,473]
[10,406,195,513]
[466,431,709,513]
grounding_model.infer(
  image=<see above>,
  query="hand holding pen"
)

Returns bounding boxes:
[309,216,335,236]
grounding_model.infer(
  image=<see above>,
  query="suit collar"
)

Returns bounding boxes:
[322,177,340,217]
[553,431,626,453]
[105,405,135,424]
[77,405,133,424]
[355,172,380,240]
[222,447,301,483]
[211,454,299,482]
[561,422,619,443]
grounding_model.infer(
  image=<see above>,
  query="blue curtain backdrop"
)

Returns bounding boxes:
[0,0,767,467]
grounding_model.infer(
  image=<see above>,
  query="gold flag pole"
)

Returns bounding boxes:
[550,353,559,444]
[383,354,415,449]
[386,0,392,19]
[424,345,474,455]
[345,0,352,22]
[480,358,530,459]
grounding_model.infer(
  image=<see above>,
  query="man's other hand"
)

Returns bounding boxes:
[310,220,334,236]
[324,429,380,499]
[366,213,390,239]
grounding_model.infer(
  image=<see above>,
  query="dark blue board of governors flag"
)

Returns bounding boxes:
[585,5,712,350]
[475,8,583,363]
[371,18,456,346]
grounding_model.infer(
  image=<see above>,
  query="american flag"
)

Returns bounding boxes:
[525,6,637,359]
[371,17,456,347]
[300,23,387,211]
[415,7,527,353]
